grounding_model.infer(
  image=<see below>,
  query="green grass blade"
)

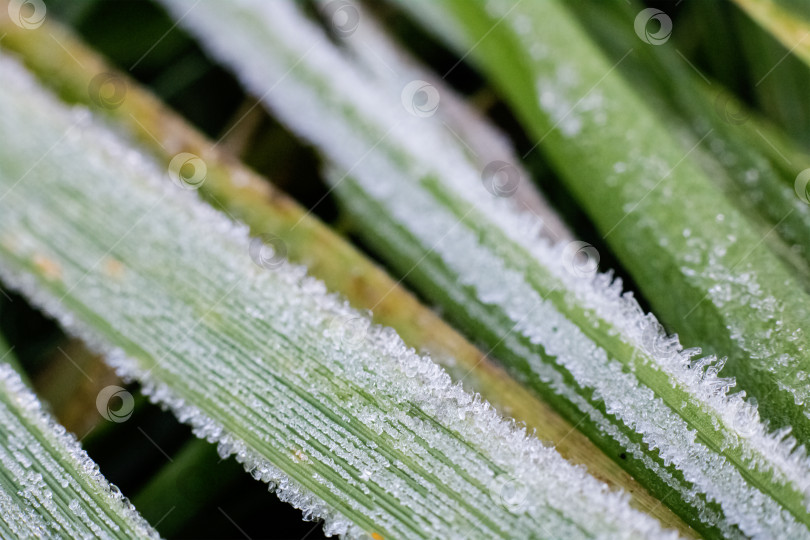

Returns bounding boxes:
[726,2,810,148]
[315,0,573,244]
[566,0,810,287]
[0,53,671,539]
[156,0,810,536]
[731,0,810,70]
[0,320,25,380]
[132,439,241,537]
[0,357,158,538]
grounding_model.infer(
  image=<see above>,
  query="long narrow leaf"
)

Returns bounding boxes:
[566,0,810,285]
[731,0,810,70]
[0,357,157,538]
[324,0,572,243]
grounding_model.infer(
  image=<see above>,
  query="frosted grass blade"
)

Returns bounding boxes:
[156,0,810,536]
[319,0,572,243]
[0,54,672,539]
[0,358,158,538]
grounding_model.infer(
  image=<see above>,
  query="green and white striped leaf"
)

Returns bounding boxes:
[156,0,810,536]
[0,357,158,538]
[0,54,671,539]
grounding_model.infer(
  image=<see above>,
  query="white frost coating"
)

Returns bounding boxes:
[323,0,572,242]
[481,0,810,479]
[0,364,159,539]
[338,181,738,533]
[158,0,810,535]
[0,55,671,539]
[338,161,795,538]
[483,0,810,509]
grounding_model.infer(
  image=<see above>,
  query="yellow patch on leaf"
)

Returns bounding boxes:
[103,257,125,279]
[33,254,61,281]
